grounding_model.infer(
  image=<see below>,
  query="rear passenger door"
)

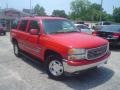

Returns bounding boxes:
[17,20,29,51]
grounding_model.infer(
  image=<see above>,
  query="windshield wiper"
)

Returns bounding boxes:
[67,31,80,33]
[51,30,79,34]
[52,31,68,34]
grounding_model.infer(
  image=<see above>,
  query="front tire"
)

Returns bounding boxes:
[45,54,64,80]
[13,42,21,57]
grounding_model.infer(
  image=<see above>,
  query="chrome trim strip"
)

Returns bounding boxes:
[63,58,109,73]
[19,43,41,53]
[86,44,108,60]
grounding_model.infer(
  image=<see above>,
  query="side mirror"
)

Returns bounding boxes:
[30,29,38,35]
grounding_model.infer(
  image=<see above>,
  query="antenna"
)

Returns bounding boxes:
[6,3,8,9]
[30,0,31,10]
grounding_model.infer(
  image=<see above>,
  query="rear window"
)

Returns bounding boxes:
[100,26,120,32]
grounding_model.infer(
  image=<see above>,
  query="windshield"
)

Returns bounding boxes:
[100,25,120,32]
[42,19,77,34]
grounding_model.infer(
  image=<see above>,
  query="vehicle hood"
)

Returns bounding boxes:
[46,33,108,49]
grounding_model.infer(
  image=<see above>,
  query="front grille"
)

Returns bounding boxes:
[87,44,108,60]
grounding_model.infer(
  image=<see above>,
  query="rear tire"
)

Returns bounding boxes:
[13,42,21,57]
[45,54,65,80]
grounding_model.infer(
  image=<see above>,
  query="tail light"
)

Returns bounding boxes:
[113,33,120,38]
[92,31,98,36]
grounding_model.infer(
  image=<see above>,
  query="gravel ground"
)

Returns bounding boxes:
[0,33,120,90]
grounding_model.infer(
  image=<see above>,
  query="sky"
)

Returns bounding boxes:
[0,0,120,15]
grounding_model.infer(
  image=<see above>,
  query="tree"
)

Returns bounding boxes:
[70,0,91,20]
[89,3,101,21]
[88,3,113,21]
[69,0,113,21]
[70,1,102,21]
[113,7,120,23]
[34,4,46,16]
[90,4,113,21]
[102,11,113,21]
[52,10,67,18]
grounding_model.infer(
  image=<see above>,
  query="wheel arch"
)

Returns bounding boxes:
[11,38,18,44]
[44,49,63,61]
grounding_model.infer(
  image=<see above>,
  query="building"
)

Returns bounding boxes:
[0,8,30,31]
[23,9,34,14]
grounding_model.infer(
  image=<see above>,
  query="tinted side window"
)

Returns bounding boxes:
[28,20,40,32]
[12,19,19,29]
[19,20,28,31]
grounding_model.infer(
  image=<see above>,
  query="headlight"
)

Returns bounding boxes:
[68,49,86,60]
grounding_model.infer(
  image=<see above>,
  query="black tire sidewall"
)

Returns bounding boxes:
[13,42,21,57]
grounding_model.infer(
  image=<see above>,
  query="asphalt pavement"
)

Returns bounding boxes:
[0,33,120,90]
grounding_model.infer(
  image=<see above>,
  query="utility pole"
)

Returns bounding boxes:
[30,0,32,15]
[113,5,115,12]
[6,3,8,9]
[100,0,103,22]
[30,0,31,10]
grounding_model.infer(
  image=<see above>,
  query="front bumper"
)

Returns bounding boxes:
[63,53,110,73]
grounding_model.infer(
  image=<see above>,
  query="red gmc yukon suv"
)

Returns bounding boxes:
[10,16,110,79]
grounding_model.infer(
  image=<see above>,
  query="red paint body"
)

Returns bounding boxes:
[10,17,109,66]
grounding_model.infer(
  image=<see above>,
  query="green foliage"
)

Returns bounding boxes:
[33,1,115,22]
[88,3,101,21]
[102,11,113,21]
[70,0,91,20]
[69,0,113,21]
[52,10,67,18]
[34,4,46,16]
[113,7,120,23]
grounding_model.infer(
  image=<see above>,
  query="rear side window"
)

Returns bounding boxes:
[18,20,28,31]
[28,20,40,32]
[11,19,19,29]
